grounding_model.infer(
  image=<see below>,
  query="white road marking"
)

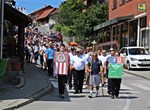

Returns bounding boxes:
[122,93,131,110]
[131,83,150,90]
[121,84,133,90]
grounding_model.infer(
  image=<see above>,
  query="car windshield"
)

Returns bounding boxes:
[129,48,149,55]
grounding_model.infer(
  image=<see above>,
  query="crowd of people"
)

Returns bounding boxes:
[24,27,123,99]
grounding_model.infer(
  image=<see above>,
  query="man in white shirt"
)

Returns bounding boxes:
[98,50,107,66]
[98,50,107,86]
[70,48,88,94]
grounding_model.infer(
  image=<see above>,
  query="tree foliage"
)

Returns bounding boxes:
[55,0,108,43]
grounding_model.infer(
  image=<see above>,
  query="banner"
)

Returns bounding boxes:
[117,56,124,64]
[53,52,69,75]
[109,56,117,64]
[108,64,123,78]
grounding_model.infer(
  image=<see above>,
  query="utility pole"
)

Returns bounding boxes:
[0,0,4,58]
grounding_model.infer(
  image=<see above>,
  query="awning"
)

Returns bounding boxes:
[94,14,134,31]
[4,3,32,26]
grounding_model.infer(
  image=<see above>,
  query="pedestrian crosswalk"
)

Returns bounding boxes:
[131,83,150,91]
[49,78,150,95]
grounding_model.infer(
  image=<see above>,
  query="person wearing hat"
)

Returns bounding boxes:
[70,47,88,94]
[105,48,117,99]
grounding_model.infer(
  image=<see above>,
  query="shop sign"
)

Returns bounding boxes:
[138,4,146,12]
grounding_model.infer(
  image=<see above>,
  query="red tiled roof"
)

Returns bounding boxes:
[37,8,54,20]
[29,5,53,15]
[50,8,59,15]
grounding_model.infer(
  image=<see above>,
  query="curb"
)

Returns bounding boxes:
[123,69,150,80]
[3,81,53,110]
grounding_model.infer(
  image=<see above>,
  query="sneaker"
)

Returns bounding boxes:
[88,93,93,98]
[61,94,65,99]
[111,95,116,99]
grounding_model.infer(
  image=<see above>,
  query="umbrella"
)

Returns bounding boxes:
[68,42,78,47]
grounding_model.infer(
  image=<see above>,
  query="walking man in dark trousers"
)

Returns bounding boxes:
[53,44,69,99]
[46,42,55,77]
[70,47,88,94]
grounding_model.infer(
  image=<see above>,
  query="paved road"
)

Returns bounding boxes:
[17,73,150,110]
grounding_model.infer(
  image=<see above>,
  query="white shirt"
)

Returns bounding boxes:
[33,45,39,53]
[39,46,47,53]
[85,53,92,63]
[69,52,74,63]
[71,55,88,70]
[98,55,107,66]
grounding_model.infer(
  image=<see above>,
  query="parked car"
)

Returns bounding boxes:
[119,47,150,70]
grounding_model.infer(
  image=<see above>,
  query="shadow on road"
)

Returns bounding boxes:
[119,96,138,99]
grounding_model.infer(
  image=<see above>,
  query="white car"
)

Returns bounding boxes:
[120,47,150,70]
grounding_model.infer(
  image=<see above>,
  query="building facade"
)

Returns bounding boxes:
[94,0,150,51]
[28,5,58,33]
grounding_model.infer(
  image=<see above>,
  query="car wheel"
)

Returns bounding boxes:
[126,61,131,70]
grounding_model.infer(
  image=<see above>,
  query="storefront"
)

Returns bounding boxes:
[94,13,149,51]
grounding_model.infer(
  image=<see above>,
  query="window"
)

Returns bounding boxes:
[121,23,128,32]
[120,0,125,5]
[112,0,117,9]
[140,17,147,28]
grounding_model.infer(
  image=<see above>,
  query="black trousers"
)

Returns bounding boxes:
[68,69,73,88]
[40,55,44,66]
[111,78,122,97]
[58,75,67,94]
[26,54,31,63]
[108,78,112,93]
[107,69,112,94]
[73,69,85,92]
[47,59,53,76]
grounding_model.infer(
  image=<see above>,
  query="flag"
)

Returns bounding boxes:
[117,56,124,64]
[108,64,123,78]
[109,56,117,64]
[53,52,69,75]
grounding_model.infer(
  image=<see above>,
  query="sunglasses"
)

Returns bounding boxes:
[93,55,97,57]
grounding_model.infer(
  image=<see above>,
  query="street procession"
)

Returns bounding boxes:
[1,0,150,110]
[24,26,124,99]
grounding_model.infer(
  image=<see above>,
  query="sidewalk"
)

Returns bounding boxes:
[0,63,53,110]
[123,69,150,80]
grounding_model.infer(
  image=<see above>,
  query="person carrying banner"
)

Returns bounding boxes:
[105,48,116,96]
[110,51,122,99]
[87,53,103,98]
[53,44,69,99]
[70,47,88,94]
[105,49,123,99]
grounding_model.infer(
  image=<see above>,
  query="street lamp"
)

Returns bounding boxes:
[91,40,97,51]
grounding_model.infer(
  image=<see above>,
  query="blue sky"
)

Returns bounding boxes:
[16,0,65,14]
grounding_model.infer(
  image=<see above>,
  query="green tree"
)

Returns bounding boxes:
[57,0,84,26]
[55,1,108,43]
[73,3,108,42]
